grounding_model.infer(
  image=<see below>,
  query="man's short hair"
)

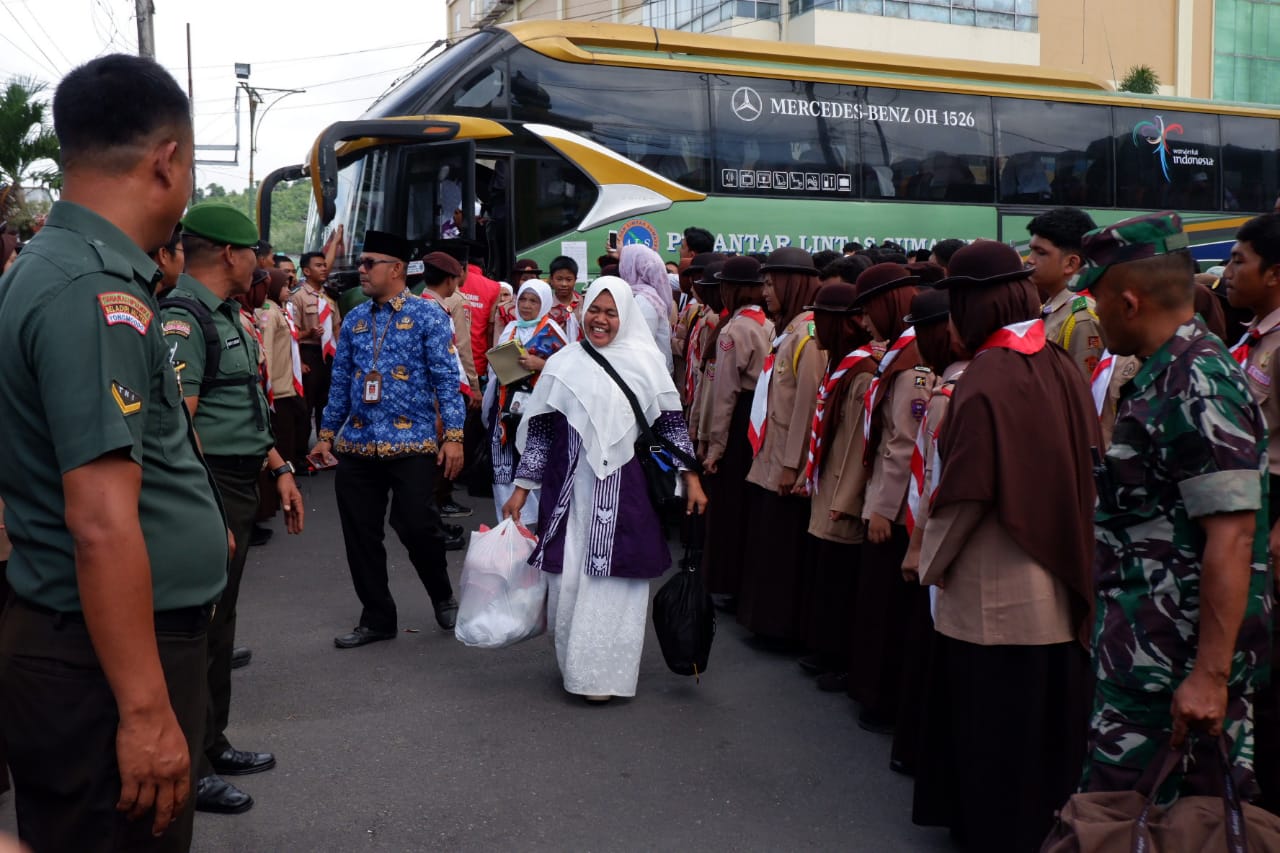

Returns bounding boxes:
[180,232,222,265]
[811,250,840,271]
[842,241,862,253]
[549,255,578,276]
[930,238,965,266]
[53,54,191,173]
[1027,208,1098,255]
[821,255,871,284]
[683,227,714,255]
[255,240,272,259]
[1237,213,1280,273]
[273,253,293,267]
[300,252,325,270]
[157,224,182,255]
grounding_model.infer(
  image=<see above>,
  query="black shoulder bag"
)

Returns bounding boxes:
[581,342,700,514]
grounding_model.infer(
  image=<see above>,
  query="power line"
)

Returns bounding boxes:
[192,63,416,107]
[169,39,427,74]
[23,4,75,71]
[0,1,63,77]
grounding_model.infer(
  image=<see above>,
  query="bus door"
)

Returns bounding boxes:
[475,153,515,282]
[396,139,478,253]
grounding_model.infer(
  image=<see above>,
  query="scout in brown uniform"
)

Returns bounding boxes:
[261,270,309,470]
[676,252,724,409]
[848,262,933,732]
[1222,212,1280,813]
[701,256,775,606]
[738,247,825,642]
[1026,207,1103,386]
[690,261,726,456]
[799,282,879,683]
[289,252,343,438]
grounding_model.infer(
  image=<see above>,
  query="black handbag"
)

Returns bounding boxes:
[581,341,700,514]
[652,512,715,679]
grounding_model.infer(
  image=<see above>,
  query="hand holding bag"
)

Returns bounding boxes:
[652,512,715,680]
[454,519,546,649]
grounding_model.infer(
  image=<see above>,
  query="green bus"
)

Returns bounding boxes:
[257,20,1280,290]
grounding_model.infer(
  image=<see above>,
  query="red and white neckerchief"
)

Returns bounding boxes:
[685,313,708,402]
[748,329,788,456]
[1090,350,1115,417]
[283,302,306,397]
[241,308,274,411]
[419,290,473,398]
[1231,330,1259,366]
[862,326,917,446]
[803,347,875,495]
[905,375,962,535]
[974,318,1046,356]
[315,289,337,359]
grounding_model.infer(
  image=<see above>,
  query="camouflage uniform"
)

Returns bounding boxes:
[1073,214,1273,793]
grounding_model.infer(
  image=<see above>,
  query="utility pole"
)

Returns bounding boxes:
[135,0,156,58]
[186,23,197,204]
[236,77,304,192]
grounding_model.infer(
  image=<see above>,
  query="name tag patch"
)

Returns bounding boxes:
[98,292,153,335]
[353,319,370,334]
[1248,364,1272,387]
[111,380,142,415]
[224,336,243,350]
[162,319,191,338]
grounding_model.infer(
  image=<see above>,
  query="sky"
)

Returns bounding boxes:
[0,0,449,192]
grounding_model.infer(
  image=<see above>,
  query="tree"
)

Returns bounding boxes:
[1119,65,1160,95]
[0,77,59,208]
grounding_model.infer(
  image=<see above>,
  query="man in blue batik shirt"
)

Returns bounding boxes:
[309,231,466,649]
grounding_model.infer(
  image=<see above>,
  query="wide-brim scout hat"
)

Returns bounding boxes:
[363,230,411,262]
[935,240,1032,290]
[697,260,727,287]
[714,255,765,286]
[851,262,919,307]
[806,281,861,313]
[1071,211,1190,293]
[760,246,817,275]
[181,203,259,248]
[903,288,950,325]
[906,261,946,287]
[422,250,463,278]
[513,258,542,275]
[686,251,726,275]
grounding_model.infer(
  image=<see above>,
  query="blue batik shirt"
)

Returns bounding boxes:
[320,289,466,457]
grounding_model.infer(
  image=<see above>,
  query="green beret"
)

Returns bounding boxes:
[1071,211,1191,292]
[181,203,259,248]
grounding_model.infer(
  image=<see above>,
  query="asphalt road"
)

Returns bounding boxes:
[1,472,954,852]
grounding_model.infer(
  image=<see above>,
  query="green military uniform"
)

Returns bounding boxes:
[1073,214,1272,794]
[0,200,226,849]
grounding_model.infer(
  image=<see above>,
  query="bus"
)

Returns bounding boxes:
[257,20,1280,294]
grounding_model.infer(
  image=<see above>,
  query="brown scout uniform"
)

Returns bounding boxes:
[1096,354,1140,448]
[746,311,824,490]
[863,360,934,525]
[257,299,298,401]
[441,290,480,397]
[904,361,967,570]
[705,307,775,466]
[288,281,343,341]
[690,309,720,455]
[1042,287,1103,386]
[1237,306,1280,476]
[808,371,875,543]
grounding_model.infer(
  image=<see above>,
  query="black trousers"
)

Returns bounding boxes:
[202,456,262,773]
[271,394,310,472]
[0,599,208,853]
[335,453,452,633]
[299,346,331,439]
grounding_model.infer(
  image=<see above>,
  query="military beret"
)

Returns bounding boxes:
[422,251,463,278]
[1072,212,1191,292]
[181,203,259,248]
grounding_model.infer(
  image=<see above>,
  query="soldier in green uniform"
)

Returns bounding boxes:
[1075,212,1272,796]
[0,54,227,851]
[161,203,304,815]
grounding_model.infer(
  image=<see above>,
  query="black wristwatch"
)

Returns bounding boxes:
[271,462,296,479]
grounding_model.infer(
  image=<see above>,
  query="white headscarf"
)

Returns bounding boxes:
[515,276,681,480]
[499,280,558,344]
[619,243,674,321]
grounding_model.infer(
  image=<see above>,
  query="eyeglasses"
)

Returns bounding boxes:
[358,257,397,270]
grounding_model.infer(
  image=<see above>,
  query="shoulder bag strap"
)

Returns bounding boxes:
[581,342,700,473]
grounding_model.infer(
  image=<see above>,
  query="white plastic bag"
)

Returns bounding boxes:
[454,519,546,648]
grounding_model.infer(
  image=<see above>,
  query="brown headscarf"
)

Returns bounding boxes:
[935,266,1100,638]
[1193,281,1228,342]
[862,283,922,465]
[813,300,877,451]
[773,271,822,331]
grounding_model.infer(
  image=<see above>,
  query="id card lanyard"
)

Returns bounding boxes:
[363,304,395,404]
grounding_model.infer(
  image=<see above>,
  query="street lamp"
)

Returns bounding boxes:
[235,62,303,191]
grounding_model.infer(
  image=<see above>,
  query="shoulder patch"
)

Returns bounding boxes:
[111,380,142,415]
[1071,296,1089,313]
[910,398,926,420]
[1087,335,1101,350]
[99,292,153,335]
[163,319,191,338]
[719,336,735,352]
[1248,364,1272,388]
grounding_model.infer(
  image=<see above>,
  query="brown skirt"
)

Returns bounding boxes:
[912,634,1092,853]
[847,523,923,719]
[804,536,859,661]
[702,397,754,597]
[735,486,813,642]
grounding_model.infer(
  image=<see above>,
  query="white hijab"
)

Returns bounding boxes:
[515,276,681,480]
[499,280,557,345]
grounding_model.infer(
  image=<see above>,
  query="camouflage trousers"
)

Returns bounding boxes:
[1080,678,1255,798]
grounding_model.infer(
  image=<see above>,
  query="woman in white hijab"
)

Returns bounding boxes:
[483,280,566,523]
[618,243,675,374]
[503,277,708,701]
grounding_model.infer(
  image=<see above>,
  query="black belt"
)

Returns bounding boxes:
[204,454,268,472]
[13,598,214,633]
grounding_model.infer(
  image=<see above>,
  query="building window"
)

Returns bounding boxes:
[645,0,786,29]
[784,0,1037,30]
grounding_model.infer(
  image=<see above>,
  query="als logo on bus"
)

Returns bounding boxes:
[619,219,659,249]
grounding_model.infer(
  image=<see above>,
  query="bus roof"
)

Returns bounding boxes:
[495,20,1280,118]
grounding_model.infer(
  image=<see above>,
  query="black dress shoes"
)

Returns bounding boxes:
[210,746,276,776]
[230,646,252,670]
[195,775,253,814]
[444,529,466,551]
[434,597,459,630]
[439,499,473,518]
[334,625,396,649]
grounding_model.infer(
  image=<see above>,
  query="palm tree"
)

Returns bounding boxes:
[0,77,59,208]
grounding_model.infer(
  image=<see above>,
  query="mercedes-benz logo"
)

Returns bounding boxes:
[731,86,763,122]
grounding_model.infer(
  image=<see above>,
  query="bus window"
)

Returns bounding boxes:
[507,47,712,192]
[1114,107,1220,211]
[710,76,857,198]
[435,61,508,119]
[1221,116,1280,213]
[993,98,1113,207]
[303,149,392,268]
[859,88,995,204]
[401,145,474,247]
[513,157,598,250]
